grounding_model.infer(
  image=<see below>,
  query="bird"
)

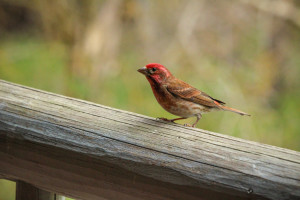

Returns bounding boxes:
[138,63,250,127]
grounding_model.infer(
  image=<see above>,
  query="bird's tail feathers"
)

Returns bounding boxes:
[220,105,250,116]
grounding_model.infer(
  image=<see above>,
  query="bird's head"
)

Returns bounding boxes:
[138,63,172,85]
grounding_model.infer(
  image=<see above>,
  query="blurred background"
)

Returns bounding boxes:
[0,0,300,199]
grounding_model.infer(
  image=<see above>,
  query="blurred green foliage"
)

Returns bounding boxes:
[0,180,15,200]
[0,1,300,199]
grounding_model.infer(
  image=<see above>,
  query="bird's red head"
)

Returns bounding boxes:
[137,63,172,85]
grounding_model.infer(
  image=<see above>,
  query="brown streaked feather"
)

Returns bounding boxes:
[166,78,225,108]
[201,91,225,105]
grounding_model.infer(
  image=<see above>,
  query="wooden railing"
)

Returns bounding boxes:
[0,80,299,200]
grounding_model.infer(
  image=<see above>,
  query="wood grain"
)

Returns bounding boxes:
[0,80,299,200]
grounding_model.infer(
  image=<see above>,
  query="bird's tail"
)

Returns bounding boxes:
[220,105,251,116]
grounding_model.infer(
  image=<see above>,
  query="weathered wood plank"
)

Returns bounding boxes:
[0,79,300,200]
[0,137,239,200]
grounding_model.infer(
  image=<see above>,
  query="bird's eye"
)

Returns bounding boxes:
[152,68,157,72]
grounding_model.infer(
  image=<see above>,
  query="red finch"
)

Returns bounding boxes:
[138,63,250,127]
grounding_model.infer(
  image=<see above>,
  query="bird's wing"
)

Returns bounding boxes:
[166,79,225,108]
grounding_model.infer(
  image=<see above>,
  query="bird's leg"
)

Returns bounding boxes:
[192,114,202,127]
[157,117,186,123]
[171,117,187,122]
[184,114,202,128]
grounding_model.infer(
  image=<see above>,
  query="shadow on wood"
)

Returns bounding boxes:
[1,137,244,200]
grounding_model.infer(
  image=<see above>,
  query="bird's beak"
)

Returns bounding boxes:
[137,66,148,75]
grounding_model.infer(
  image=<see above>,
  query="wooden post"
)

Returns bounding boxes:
[0,79,300,200]
[16,181,39,200]
[16,181,55,200]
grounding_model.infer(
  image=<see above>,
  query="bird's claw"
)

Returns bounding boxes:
[184,123,196,128]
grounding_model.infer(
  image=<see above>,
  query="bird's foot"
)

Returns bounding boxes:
[157,117,175,123]
[184,123,196,128]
